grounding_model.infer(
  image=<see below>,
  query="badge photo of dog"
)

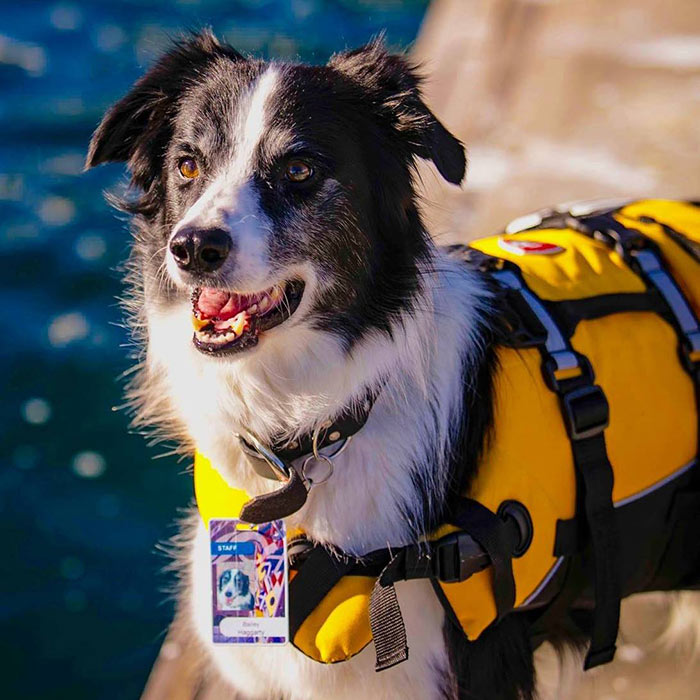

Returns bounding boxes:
[85,30,700,700]
[217,567,256,612]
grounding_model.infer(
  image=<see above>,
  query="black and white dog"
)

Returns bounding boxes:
[86,31,694,699]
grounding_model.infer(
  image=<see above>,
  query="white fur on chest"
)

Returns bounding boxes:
[150,253,487,697]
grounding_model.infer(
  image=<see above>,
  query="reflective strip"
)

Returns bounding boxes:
[613,459,696,509]
[521,557,565,606]
[634,250,700,353]
[503,198,630,234]
[493,270,579,371]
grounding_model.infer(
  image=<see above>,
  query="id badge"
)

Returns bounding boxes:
[209,519,288,645]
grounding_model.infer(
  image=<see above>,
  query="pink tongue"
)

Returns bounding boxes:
[196,289,230,318]
[196,288,251,321]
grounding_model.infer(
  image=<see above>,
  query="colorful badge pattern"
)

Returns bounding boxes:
[210,518,288,645]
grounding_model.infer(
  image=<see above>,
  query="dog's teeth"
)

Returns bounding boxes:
[191,283,294,351]
[230,312,250,336]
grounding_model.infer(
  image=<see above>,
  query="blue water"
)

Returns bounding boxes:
[0,2,428,697]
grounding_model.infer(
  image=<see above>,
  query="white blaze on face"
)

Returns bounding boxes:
[167,67,280,289]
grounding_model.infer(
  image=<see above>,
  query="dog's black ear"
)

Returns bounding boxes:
[218,569,230,592]
[329,38,466,185]
[85,30,244,188]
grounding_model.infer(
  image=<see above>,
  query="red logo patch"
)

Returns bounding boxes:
[498,238,564,256]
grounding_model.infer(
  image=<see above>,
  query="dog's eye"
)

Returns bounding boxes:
[285,160,313,183]
[178,157,199,180]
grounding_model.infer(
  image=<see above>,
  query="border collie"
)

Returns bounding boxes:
[86,31,696,699]
[218,568,255,612]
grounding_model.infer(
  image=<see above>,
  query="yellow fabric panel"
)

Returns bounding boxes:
[619,199,700,244]
[194,452,247,528]
[293,575,374,663]
[440,569,497,640]
[438,347,578,639]
[571,313,697,502]
[615,200,700,316]
[470,229,645,301]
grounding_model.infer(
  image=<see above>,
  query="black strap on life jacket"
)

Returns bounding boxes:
[288,509,527,671]
[576,210,700,463]
[366,499,528,670]
[487,261,621,669]
[448,498,517,619]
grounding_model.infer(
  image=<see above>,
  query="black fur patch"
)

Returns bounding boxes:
[443,613,536,700]
[404,306,499,536]
[86,32,466,350]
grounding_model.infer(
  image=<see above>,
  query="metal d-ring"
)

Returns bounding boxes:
[302,433,352,486]
[301,453,334,486]
[237,429,291,482]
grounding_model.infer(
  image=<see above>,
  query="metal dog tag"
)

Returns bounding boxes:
[210,518,288,645]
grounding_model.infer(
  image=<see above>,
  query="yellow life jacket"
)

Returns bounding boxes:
[194,199,700,671]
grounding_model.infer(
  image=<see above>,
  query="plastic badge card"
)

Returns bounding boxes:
[209,519,288,645]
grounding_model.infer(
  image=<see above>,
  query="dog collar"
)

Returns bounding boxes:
[221,389,378,522]
[237,389,376,480]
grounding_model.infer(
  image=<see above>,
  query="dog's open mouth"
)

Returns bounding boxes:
[191,279,305,355]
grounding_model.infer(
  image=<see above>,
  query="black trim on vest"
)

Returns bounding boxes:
[488,261,621,669]
[287,511,525,670]
[449,498,517,620]
[548,291,669,337]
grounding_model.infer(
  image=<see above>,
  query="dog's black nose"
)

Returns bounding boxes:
[169,227,232,273]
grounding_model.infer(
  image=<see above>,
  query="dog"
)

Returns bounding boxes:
[218,568,255,612]
[86,31,700,699]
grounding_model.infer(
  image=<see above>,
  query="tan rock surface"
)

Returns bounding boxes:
[414,0,700,244]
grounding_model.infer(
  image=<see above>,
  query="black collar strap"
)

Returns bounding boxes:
[235,389,378,523]
[238,389,377,482]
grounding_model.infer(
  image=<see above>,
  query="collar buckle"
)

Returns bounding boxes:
[237,430,292,482]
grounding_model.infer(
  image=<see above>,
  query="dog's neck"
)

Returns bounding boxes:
[148,249,487,553]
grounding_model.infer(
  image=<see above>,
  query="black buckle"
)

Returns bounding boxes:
[433,532,490,583]
[561,384,610,440]
[579,214,648,260]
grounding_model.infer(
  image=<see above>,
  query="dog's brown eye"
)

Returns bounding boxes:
[178,157,199,179]
[285,160,313,183]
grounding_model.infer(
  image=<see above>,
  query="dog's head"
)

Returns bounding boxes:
[87,31,465,363]
[218,568,252,610]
